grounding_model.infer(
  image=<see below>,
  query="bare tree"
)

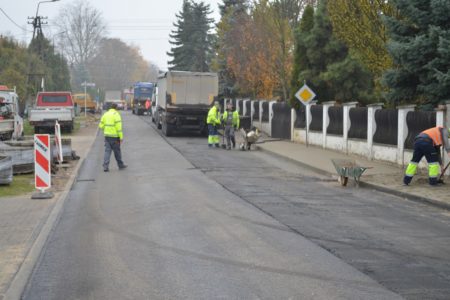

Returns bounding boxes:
[87,38,159,91]
[55,0,106,66]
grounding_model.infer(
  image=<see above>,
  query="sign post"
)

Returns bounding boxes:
[295,83,317,147]
[81,82,96,117]
[54,121,63,164]
[32,134,54,199]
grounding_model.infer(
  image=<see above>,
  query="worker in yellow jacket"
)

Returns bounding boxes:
[207,101,222,148]
[222,102,240,150]
[99,103,127,172]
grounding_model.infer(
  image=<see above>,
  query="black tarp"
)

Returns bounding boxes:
[404,111,436,149]
[309,105,323,132]
[245,101,251,116]
[240,116,251,130]
[373,109,398,145]
[271,102,291,139]
[348,107,368,139]
[253,101,260,121]
[294,106,306,129]
[327,106,343,135]
[261,102,269,122]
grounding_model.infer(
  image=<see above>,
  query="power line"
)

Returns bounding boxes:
[0,7,32,32]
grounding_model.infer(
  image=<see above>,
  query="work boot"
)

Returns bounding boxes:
[403,176,412,186]
[104,168,109,172]
[119,164,128,170]
[227,146,231,150]
[215,144,220,148]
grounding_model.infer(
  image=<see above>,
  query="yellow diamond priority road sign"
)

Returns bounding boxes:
[295,84,316,106]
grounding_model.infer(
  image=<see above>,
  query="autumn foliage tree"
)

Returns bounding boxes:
[327,0,395,90]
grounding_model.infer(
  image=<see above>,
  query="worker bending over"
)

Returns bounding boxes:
[404,126,450,186]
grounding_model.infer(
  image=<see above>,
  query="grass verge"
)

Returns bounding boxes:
[0,174,35,197]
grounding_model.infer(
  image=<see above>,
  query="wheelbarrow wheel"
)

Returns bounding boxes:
[338,175,348,186]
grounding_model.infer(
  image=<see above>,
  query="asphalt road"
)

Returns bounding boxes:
[22,112,449,299]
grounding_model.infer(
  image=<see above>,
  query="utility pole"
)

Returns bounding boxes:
[24,0,60,111]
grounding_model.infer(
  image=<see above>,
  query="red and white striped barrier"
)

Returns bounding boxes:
[34,134,51,191]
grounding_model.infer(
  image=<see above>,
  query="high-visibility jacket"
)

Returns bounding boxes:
[421,126,450,152]
[99,108,123,139]
[207,106,221,125]
[222,110,240,128]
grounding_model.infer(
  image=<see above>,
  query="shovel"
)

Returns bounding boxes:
[439,161,450,183]
[221,127,227,149]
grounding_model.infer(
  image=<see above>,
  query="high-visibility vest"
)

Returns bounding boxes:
[422,126,443,146]
[99,109,123,139]
[222,110,240,128]
[207,106,220,125]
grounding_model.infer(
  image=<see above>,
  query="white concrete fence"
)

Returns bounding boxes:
[229,98,450,172]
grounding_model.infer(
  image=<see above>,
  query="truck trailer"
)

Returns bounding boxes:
[132,82,154,115]
[154,71,218,136]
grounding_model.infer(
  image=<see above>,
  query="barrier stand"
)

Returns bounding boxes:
[54,121,63,164]
[31,134,54,199]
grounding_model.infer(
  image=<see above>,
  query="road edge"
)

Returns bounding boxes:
[4,128,99,300]
[255,145,450,211]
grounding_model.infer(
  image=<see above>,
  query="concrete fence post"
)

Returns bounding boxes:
[322,101,336,149]
[269,101,277,137]
[343,102,358,154]
[259,100,264,129]
[306,101,317,147]
[436,109,444,127]
[251,100,257,127]
[367,103,384,160]
[437,105,448,174]
[397,104,416,166]
[291,108,296,142]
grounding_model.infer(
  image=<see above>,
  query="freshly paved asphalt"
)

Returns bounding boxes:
[21,112,450,299]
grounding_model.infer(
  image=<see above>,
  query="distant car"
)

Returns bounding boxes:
[104,100,125,110]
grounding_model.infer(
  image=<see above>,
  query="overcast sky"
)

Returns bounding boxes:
[0,0,221,70]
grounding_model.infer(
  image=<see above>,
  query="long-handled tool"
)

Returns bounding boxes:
[221,126,227,149]
[439,161,450,182]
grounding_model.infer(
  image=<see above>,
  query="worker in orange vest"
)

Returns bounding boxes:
[404,126,450,185]
[145,98,151,115]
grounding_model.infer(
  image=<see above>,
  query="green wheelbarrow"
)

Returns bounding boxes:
[331,159,372,186]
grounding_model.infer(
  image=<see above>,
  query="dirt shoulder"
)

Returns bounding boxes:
[0,114,99,299]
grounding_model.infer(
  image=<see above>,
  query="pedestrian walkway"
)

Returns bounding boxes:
[256,139,450,210]
[0,123,98,300]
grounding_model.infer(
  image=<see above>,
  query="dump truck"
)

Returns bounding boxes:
[72,93,96,112]
[0,85,23,140]
[154,71,218,136]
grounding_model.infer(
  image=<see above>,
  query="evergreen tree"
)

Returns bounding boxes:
[214,0,249,97]
[383,0,450,108]
[296,0,373,103]
[290,5,314,108]
[167,0,214,72]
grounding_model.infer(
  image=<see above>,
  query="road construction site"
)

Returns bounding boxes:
[1,111,448,299]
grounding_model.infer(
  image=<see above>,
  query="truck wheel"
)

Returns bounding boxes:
[162,121,173,137]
